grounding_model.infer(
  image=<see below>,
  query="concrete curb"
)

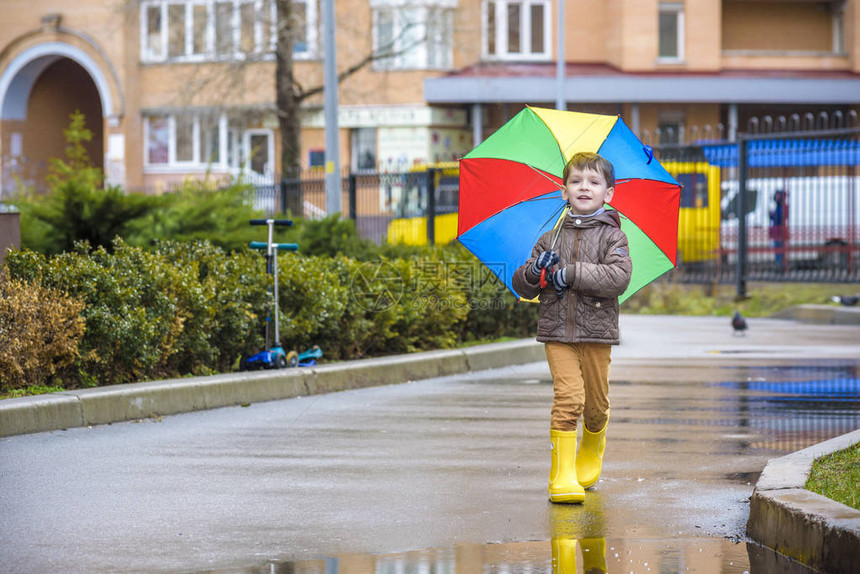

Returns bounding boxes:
[771,304,860,325]
[747,429,860,573]
[0,339,545,439]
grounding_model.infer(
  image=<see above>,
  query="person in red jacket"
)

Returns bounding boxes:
[512,152,632,504]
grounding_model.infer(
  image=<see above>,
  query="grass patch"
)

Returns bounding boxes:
[1,384,67,400]
[625,280,856,318]
[805,443,860,511]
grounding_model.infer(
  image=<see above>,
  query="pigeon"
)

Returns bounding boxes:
[831,295,859,307]
[731,311,748,336]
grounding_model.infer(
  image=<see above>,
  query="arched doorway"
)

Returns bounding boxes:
[2,58,103,195]
[1,53,105,196]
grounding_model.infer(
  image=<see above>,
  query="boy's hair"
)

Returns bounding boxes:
[562,152,615,189]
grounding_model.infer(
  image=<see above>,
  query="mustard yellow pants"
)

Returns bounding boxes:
[545,341,611,432]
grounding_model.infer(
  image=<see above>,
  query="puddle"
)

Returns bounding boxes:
[617,361,860,454]
[206,537,814,573]
[714,362,860,453]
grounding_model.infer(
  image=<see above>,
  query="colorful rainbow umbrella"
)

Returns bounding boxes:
[458,106,681,304]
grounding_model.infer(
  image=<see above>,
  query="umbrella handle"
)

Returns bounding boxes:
[539,267,548,288]
[644,145,654,165]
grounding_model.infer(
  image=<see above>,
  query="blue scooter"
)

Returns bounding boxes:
[240,219,323,371]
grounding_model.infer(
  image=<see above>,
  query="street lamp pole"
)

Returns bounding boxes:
[322,0,342,215]
[556,0,565,111]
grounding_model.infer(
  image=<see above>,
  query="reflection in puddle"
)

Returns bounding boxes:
[219,536,782,574]
[620,361,860,454]
[715,362,860,453]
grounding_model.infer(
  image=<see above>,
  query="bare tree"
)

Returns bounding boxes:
[125,0,437,213]
[274,0,430,213]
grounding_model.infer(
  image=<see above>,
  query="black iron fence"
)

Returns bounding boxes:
[654,126,860,291]
[253,120,859,291]
[254,165,459,246]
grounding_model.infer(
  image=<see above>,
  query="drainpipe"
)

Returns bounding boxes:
[728,104,738,143]
[472,103,483,147]
[630,103,640,137]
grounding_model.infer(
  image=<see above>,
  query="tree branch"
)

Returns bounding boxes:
[297,20,427,102]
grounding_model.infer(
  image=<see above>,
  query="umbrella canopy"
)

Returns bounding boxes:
[458,106,681,304]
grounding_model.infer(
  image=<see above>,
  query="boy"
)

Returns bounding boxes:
[512,152,632,504]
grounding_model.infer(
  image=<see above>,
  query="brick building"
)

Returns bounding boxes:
[1,1,859,199]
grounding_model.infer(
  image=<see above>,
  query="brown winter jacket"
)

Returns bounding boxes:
[512,209,632,345]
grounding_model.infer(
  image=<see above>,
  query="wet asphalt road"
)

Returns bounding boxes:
[1,315,858,573]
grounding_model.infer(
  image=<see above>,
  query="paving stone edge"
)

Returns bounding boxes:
[0,338,546,439]
[747,429,860,573]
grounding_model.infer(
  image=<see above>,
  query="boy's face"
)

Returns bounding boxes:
[563,166,614,215]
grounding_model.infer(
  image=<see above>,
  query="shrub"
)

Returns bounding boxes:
[403,243,539,342]
[289,215,377,259]
[4,239,277,383]
[6,240,194,384]
[11,111,160,255]
[275,254,353,358]
[389,255,469,352]
[0,278,85,391]
[155,241,268,372]
[127,179,276,252]
[2,238,542,392]
[272,252,471,359]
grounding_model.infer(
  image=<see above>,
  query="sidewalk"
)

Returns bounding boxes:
[1,310,858,572]
[3,308,859,439]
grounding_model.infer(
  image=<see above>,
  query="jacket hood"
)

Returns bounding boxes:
[561,208,621,229]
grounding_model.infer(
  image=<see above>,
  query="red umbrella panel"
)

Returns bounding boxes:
[458,106,681,304]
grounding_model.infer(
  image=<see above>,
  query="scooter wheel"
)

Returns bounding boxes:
[275,354,288,369]
[287,351,299,368]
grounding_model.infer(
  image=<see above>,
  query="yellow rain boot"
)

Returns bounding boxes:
[579,537,607,574]
[576,420,607,489]
[549,429,585,503]
[551,536,578,574]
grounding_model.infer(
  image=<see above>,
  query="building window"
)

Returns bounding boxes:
[372,2,454,70]
[145,113,237,169]
[144,4,166,60]
[200,116,221,164]
[658,2,684,62]
[658,112,684,145]
[147,115,170,164]
[352,128,377,171]
[483,0,550,61]
[308,149,325,169]
[833,9,845,54]
[292,0,309,54]
[140,0,316,63]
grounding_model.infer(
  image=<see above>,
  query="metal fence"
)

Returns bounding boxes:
[254,167,458,246]
[655,125,860,292]
[254,118,859,292]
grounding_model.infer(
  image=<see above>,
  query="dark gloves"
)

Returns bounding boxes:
[551,267,568,290]
[531,250,560,277]
[550,267,568,298]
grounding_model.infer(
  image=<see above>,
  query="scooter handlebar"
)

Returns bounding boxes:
[249,241,299,251]
[250,219,293,226]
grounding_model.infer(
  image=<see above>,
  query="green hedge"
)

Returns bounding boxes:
[1,240,537,393]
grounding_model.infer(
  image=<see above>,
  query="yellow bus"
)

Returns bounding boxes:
[662,161,722,264]
[387,161,723,266]
[386,162,460,245]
